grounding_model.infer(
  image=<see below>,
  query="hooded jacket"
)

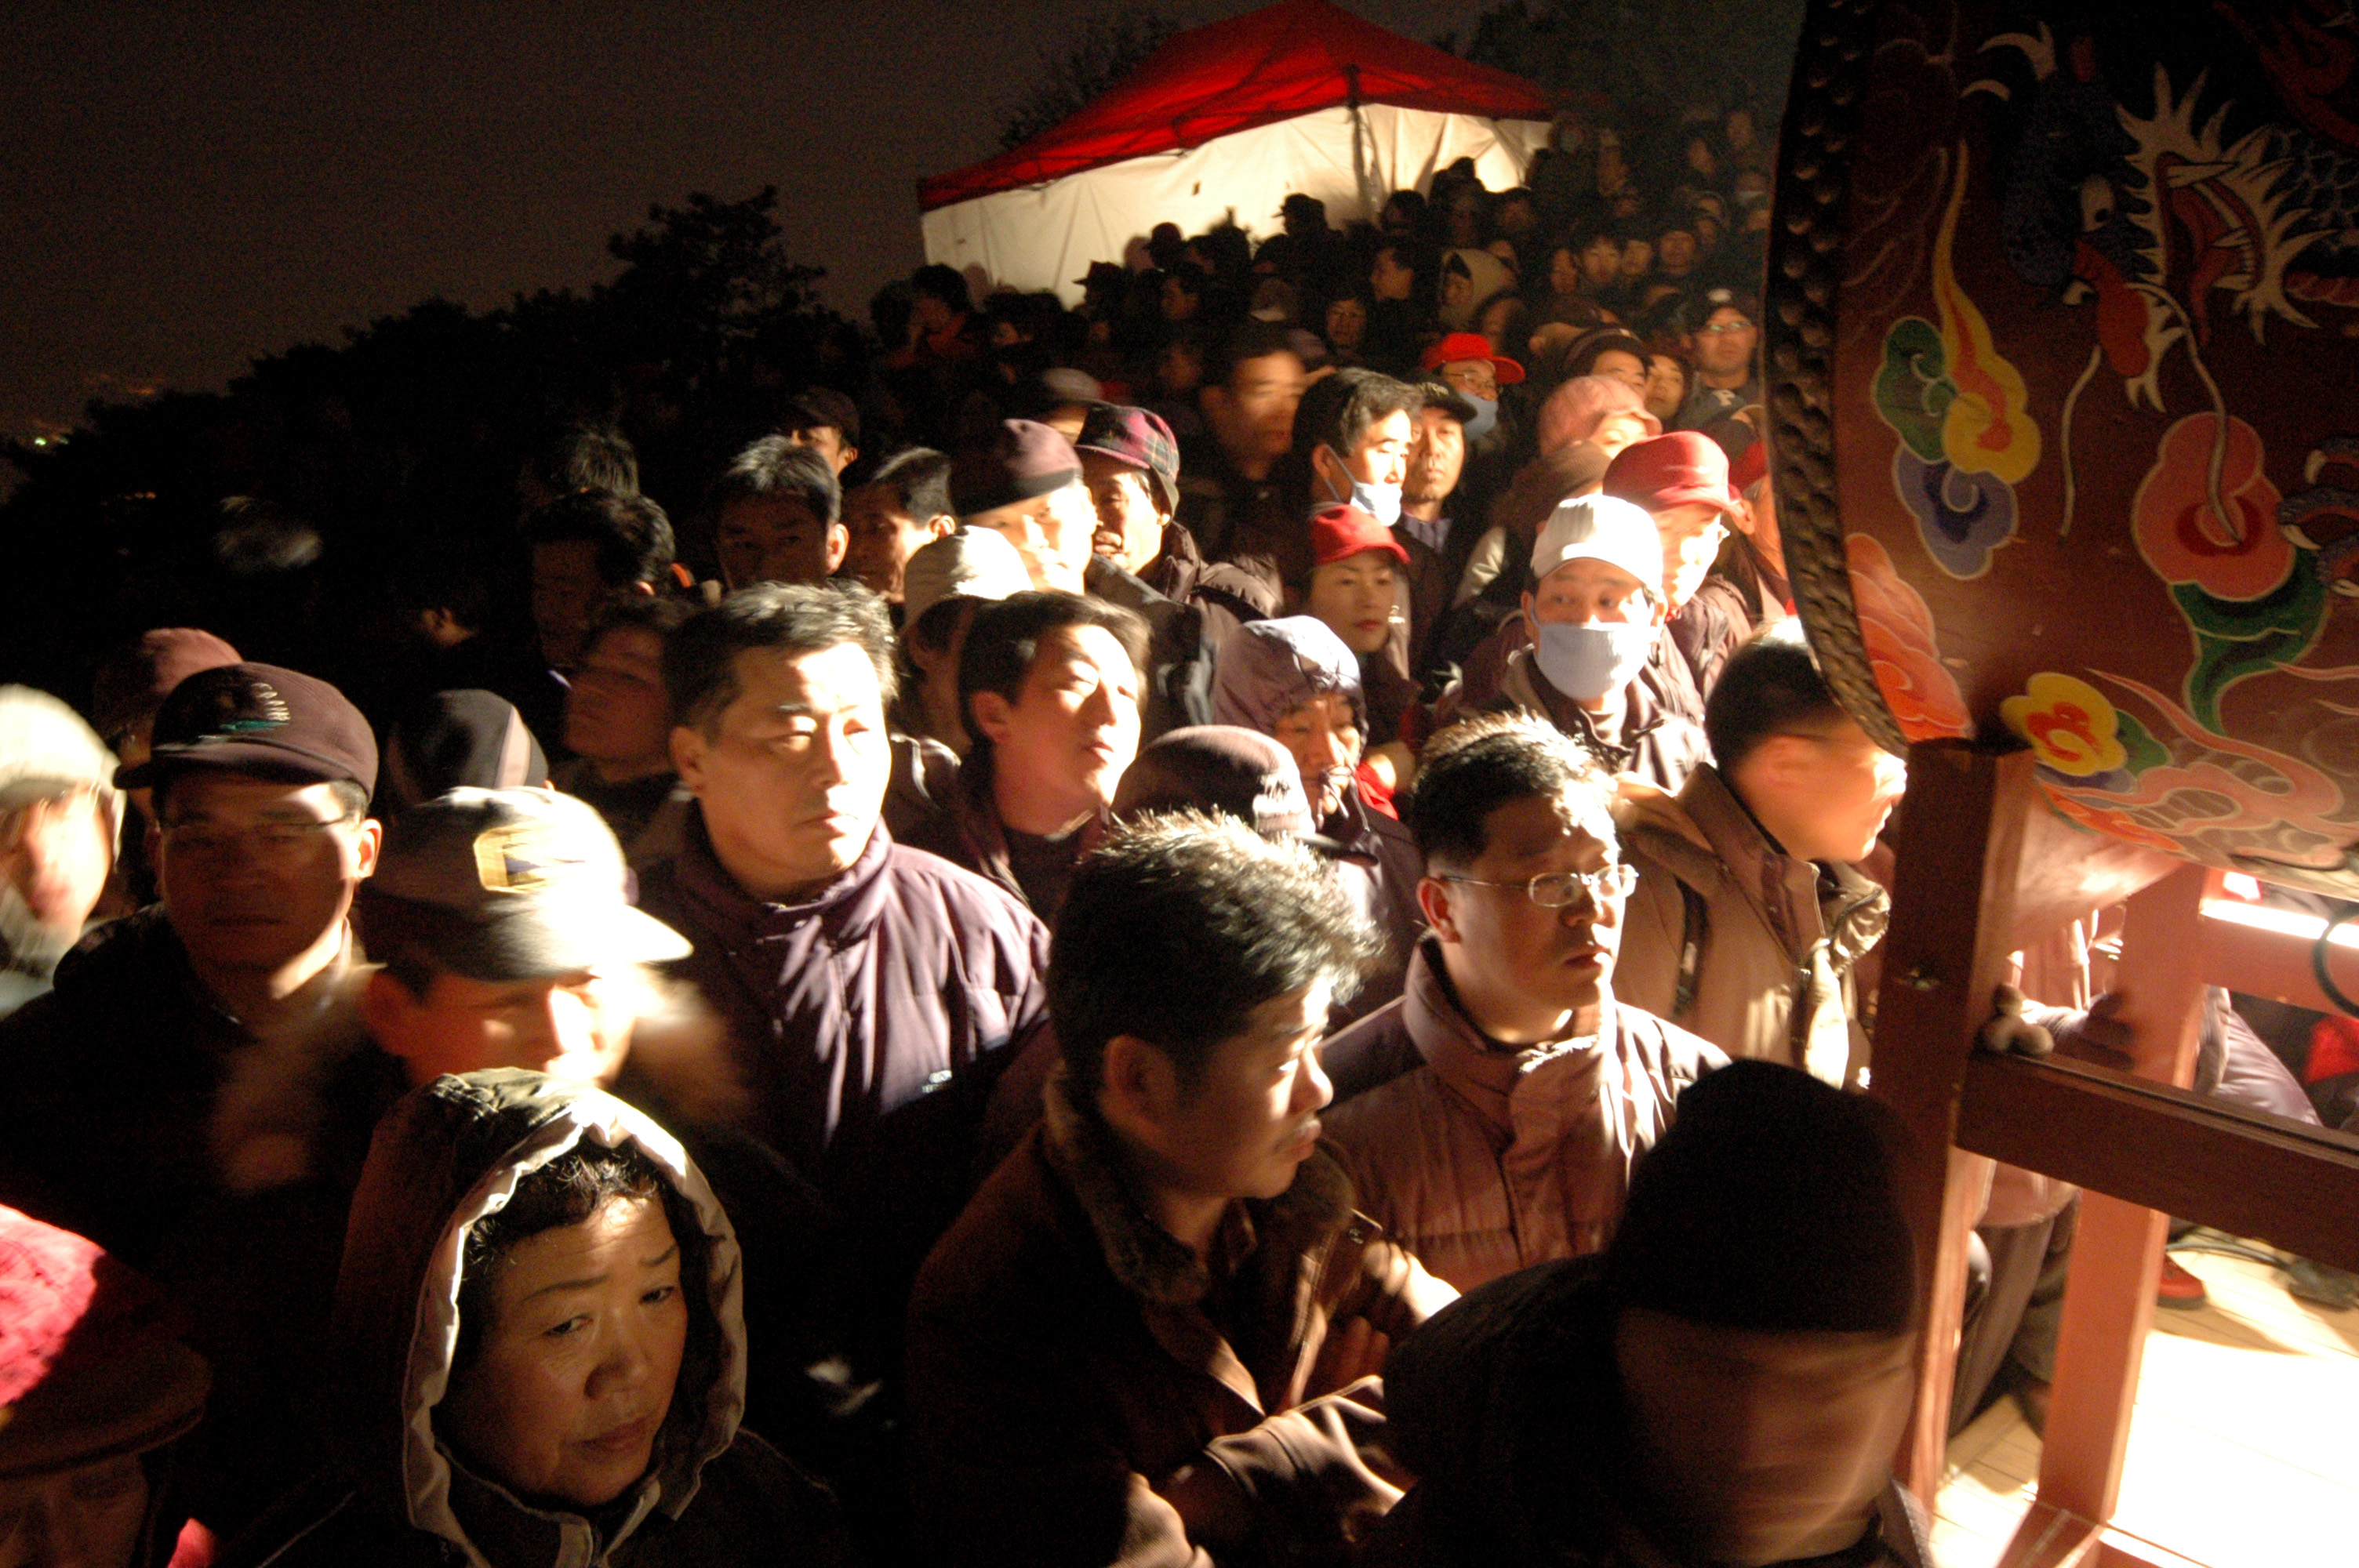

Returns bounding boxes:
[1321,942,1725,1293]
[1211,619,1423,1022]
[906,1068,1456,1568]
[1614,766,1890,1088]
[228,1071,849,1568]
[1360,1258,1932,1568]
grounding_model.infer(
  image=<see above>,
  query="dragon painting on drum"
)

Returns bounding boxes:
[1769,0,2359,897]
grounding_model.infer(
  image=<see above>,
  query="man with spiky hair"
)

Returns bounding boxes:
[907,814,1456,1568]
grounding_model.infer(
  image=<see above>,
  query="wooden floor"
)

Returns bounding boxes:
[1933,1243,2359,1567]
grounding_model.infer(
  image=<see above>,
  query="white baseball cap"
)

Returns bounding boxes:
[1530,495,1663,597]
[900,527,1034,629]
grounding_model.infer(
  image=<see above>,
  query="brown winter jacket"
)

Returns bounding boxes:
[905,1069,1457,1568]
[1321,940,1725,1293]
[1613,765,1889,1087]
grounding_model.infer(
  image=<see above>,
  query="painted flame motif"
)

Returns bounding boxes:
[2042,672,2359,877]
[1933,144,2041,486]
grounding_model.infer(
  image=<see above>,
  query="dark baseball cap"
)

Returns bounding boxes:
[1114,727,1339,851]
[356,787,691,980]
[781,387,860,448]
[951,419,1081,518]
[118,662,377,800]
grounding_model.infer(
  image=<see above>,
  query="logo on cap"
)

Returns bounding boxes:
[191,677,291,743]
[471,823,587,895]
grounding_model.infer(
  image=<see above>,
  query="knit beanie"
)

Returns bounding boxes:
[1605,1061,1917,1334]
[0,1204,209,1477]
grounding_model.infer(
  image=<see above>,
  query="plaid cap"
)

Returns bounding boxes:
[1074,404,1180,514]
[118,662,378,800]
[357,787,690,980]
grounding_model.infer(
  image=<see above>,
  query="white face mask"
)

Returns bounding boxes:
[1319,451,1402,529]
[1459,394,1499,444]
[1533,620,1655,702]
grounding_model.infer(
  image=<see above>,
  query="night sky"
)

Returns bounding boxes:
[4,1,1481,447]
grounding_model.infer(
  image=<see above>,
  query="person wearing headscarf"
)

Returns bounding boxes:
[1212,617,1423,1023]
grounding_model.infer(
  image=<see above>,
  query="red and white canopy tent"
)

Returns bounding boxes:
[918,0,1555,303]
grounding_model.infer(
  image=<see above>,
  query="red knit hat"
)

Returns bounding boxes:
[0,1204,209,1477]
[1308,505,1409,569]
[1604,430,1741,521]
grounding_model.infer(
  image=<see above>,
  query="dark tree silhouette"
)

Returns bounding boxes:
[1445,0,1806,126]
[995,8,1179,151]
[0,188,843,710]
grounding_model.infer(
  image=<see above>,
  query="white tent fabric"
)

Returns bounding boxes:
[921,104,1550,306]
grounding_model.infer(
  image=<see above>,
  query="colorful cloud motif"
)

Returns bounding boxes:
[1845,534,1973,740]
[2001,673,2130,776]
[1873,317,1951,463]
[1892,448,2019,579]
[2132,413,2292,601]
[2172,564,2327,735]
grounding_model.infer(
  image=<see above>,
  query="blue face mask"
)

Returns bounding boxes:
[1459,394,1499,444]
[1320,452,1402,529]
[1532,620,1655,702]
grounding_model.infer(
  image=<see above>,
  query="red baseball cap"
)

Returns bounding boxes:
[1309,505,1409,568]
[1728,437,1769,495]
[1604,431,1741,520]
[1419,332,1526,385]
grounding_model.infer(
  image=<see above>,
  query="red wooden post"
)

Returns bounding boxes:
[2032,865,2208,1523]
[1868,742,2037,1501]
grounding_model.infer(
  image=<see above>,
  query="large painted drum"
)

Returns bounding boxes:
[1770,0,2359,898]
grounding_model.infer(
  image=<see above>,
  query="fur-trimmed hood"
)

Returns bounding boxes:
[322,1071,748,1568]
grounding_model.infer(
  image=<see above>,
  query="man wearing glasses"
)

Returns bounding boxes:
[0,661,405,1534]
[1321,713,1726,1293]
[1675,287,1763,433]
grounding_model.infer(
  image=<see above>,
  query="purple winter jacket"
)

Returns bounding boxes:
[638,810,1052,1263]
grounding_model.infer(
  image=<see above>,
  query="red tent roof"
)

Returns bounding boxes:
[918,0,1554,211]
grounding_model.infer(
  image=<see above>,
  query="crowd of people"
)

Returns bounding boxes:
[0,145,2343,1568]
